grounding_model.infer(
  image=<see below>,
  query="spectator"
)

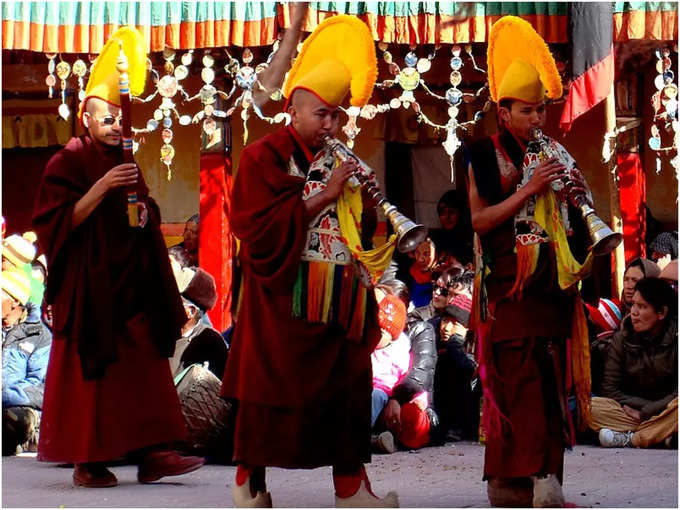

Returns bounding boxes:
[2,233,42,324]
[375,280,439,449]
[405,238,437,308]
[170,268,228,380]
[2,269,51,455]
[428,190,474,267]
[649,231,678,263]
[409,267,472,324]
[431,289,476,442]
[169,244,194,270]
[585,298,623,396]
[179,214,199,267]
[590,278,677,448]
[371,295,431,453]
[621,258,661,315]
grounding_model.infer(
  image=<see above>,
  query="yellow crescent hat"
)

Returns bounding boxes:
[283,14,377,108]
[488,16,563,104]
[78,26,147,122]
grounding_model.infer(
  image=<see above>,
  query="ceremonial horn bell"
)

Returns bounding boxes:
[323,137,428,253]
[528,128,623,256]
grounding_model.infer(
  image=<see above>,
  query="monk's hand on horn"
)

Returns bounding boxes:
[527,157,565,195]
[325,160,356,200]
[98,163,138,192]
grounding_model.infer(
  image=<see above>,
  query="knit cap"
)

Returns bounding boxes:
[378,294,407,340]
[182,268,217,312]
[445,293,473,328]
[1,268,31,306]
[585,298,622,333]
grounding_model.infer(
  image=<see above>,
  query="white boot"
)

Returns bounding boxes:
[232,476,273,508]
[335,479,399,508]
[531,474,565,508]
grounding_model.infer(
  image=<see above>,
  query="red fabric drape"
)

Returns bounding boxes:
[199,152,233,332]
[617,152,647,262]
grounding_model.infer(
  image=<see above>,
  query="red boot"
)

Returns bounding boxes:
[73,463,118,488]
[137,450,205,483]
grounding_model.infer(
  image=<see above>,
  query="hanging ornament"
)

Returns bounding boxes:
[45,54,57,98]
[72,59,87,102]
[55,59,71,120]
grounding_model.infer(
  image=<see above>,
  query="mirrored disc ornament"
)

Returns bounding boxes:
[448,106,459,118]
[235,67,256,89]
[174,65,188,80]
[160,144,175,163]
[648,136,661,150]
[450,71,462,86]
[158,75,179,97]
[388,63,400,76]
[390,98,401,109]
[655,48,663,59]
[361,104,378,120]
[179,115,191,126]
[164,60,174,74]
[656,60,665,74]
[161,129,173,144]
[655,75,666,90]
[181,52,193,66]
[163,117,173,128]
[202,54,214,68]
[58,102,70,120]
[48,58,56,74]
[383,51,393,64]
[146,119,159,131]
[405,52,418,67]
[663,70,675,83]
[199,85,217,102]
[651,125,660,138]
[416,58,431,73]
[213,110,227,119]
[378,42,388,51]
[154,109,164,121]
[242,48,253,64]
[664,83,678,99]
[663,57,672,70]
[72,59,87,77]
[451,45,461,57]
[55,61,71,80]
[446,88,463,106]
[652,91,662,112]
[450,56,463,70]
[666,99,678,117]
[201,67,215,84]
[205,104,215,117]
[398,68,420,91]
[45,74,56,87]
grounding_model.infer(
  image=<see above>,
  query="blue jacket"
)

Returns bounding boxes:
[2,321,52,409]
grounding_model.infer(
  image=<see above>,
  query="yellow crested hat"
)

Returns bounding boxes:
[283,15,377,108]
[488,16,563,104]
[78,26,147,121]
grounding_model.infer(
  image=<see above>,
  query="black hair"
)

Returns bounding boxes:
[634,277,677,318]
[375,279,410,309]
[437,190,460,215]
[186,213,200,225]
[498,98,514,111]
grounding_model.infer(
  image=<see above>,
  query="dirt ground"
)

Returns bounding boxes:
[2,442,677,507]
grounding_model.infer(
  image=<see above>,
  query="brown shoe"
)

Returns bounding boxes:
[137,450,205,483]
[73,463,118,488]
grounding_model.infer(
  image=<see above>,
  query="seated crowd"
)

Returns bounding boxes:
[2,203,677,460]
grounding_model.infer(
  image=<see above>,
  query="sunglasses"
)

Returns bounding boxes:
[433,285,450,297]
[93,114,122,126]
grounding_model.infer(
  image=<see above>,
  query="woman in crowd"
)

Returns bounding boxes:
[590,277,677,448]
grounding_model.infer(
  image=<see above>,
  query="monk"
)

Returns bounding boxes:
[32,27,204,488]
[222,15,399,508]
[467,17,594,507]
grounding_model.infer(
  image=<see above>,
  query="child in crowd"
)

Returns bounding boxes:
[371,295,431,453]
[406,239,437,308]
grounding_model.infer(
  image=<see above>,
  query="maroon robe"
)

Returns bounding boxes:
[32,135,187,463]
[221,127,380,469]
[468,131,587,481]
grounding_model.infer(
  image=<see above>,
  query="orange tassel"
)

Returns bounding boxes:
[507,244,540,299]
[571,294,592,429]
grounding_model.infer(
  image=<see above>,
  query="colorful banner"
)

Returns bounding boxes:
[2,2,676,53]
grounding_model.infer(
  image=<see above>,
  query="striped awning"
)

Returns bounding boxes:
[2,2,677,53]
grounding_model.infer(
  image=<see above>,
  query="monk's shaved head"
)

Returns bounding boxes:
[82,98,122,147]
[287,89,339,151]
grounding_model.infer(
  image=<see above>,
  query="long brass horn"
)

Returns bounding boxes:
[529,128,623,256]
[324,137,428,253]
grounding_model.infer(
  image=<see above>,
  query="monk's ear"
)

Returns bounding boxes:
[498,106,511,124]
[82,112,90,129]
